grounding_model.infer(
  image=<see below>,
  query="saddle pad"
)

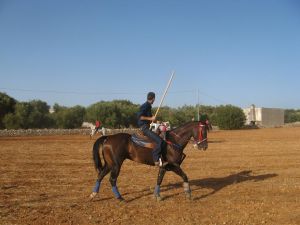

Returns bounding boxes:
[131,134,155,149]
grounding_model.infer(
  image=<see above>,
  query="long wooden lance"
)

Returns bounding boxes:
[153,71,175,119]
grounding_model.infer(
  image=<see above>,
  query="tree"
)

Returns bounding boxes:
[155,106,176,125]
[2,113,19,129]
[0,93,251,130]
[52,105,85,128]
[3,100,54,129]
[284,109,300,123]
[0,92,17,128]
[85,100,139,128]
[213,105,246,130]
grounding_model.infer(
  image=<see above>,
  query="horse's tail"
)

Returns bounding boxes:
[93,135,107,173]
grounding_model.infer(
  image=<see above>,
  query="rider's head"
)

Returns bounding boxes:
[147,92,155,104]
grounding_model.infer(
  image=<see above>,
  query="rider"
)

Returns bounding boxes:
[199,113,212,131]
[137,92,164,167]
[95,120,101,133]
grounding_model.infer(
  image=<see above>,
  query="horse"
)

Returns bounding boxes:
[88,123,106,139]
[89,121,208,202]
[90,126,106,137]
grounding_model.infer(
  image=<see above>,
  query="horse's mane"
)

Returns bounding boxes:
[169,121,199,133]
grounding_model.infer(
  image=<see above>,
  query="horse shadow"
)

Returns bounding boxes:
[162,170,278,201]
[125,170,278,202]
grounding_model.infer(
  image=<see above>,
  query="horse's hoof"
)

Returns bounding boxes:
[185,192,192,200]
[117,196,125,202]
[89,192,97,201]
[156,196,162,202]
[154,195,163,202]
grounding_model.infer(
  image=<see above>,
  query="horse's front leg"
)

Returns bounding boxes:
[171,165,192,199]
[154,167,166,201]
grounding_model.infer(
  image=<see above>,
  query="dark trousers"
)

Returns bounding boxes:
[141,125,163,162]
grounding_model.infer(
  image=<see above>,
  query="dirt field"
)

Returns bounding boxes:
[0,127,299,225]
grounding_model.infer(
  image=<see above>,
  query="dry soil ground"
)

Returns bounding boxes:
[0,127,299,225]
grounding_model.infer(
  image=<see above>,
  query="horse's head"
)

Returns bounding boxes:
[192,122,208,150]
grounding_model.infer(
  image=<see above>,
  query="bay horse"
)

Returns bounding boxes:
[89,121,208,202]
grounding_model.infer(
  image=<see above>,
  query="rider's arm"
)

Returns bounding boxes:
[138,102,155,122]
[140,115,155,121]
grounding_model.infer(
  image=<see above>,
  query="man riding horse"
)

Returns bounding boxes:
[137,92,166,167]
[89,72,209,202]
[89,118,208,202]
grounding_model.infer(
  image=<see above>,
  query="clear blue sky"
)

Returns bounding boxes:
[1,0,300,109]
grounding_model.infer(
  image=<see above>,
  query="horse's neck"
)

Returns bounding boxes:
[169,122,195,150]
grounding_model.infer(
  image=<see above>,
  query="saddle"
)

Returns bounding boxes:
[131,130,182,151]
[131,131,186,166]
[131,130,156,149]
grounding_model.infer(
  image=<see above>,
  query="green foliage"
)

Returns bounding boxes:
[155,105,216,128]
[155,106,177,124]
[284,109,300,123]
[3,100,54,129]
[0,92,250,130]
[213,105,246,130]
[53,103,67,112]
[0,92,17,128]
[51,105,85,129]
[85,100,139,128]
[2,113,19,129]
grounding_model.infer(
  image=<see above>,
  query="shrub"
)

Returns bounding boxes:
[0,92,17,128]
[3,100,54,129]
[214,105,246,130]
[52,105,85,129]
[284,109,300,123]
[85,100,139,128]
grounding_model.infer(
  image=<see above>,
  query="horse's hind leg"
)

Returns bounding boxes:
[171,165,192,199]
[154,167,166,201]
[109,165,124,202]
[90,165,110,200]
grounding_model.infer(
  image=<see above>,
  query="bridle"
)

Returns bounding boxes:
[169,122,207,146]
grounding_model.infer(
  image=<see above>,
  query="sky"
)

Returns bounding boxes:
[1,0,300,109]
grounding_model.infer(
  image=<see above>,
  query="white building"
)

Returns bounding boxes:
[243,105,284,127]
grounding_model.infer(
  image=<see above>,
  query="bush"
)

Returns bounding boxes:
[2,113,19,129]
[285,109,300,123]
[3,100,54,129]
[85,100,139,128]
[0,92,17,128]
[214,105,246,130]
[52,105,85,129]
[0,92,249,130]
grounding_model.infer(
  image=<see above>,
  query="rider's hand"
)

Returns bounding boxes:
[150,116,156,122]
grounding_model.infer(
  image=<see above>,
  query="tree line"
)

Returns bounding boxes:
[284,109,300,123]
[1,91,278,130]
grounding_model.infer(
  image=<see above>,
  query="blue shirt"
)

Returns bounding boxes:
[137,101,152,127]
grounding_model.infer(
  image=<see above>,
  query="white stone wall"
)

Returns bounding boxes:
[244,107,284,127]
[260,108,284,127]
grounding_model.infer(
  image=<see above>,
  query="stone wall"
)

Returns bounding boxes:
[0,128,139,137]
